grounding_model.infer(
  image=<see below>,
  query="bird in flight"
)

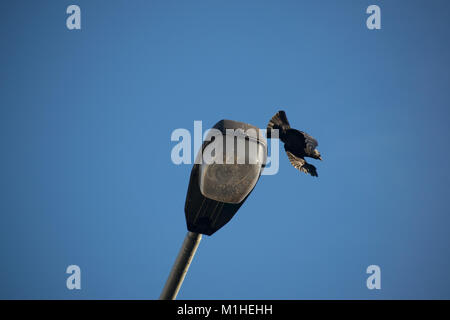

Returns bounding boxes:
[267,111,322,177]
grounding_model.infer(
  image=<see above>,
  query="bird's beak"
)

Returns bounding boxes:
[319,156,323,161]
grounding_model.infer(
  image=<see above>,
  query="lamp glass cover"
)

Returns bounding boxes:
[199,133,265,204]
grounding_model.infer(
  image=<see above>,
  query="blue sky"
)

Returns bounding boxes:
[0,0,449,299]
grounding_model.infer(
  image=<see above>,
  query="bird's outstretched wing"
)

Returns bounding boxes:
[286,150,318,177]
[267,110,291,134]
[300,131,318,155]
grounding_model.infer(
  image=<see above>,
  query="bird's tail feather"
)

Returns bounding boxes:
[267,110,290,139]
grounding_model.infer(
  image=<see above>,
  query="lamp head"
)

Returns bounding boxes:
[185,120,267,235]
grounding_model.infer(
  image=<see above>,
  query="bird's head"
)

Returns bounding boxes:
[313,149,322,160]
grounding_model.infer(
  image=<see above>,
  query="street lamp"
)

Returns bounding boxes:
[159,120,267,300]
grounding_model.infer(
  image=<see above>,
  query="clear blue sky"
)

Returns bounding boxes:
[1,0,449,299]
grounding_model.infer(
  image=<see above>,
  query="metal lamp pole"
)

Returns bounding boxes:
[159,231,202,300]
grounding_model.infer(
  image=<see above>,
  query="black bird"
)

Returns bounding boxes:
[267,110,322,177]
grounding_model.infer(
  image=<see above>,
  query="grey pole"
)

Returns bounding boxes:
[159,231,202,300]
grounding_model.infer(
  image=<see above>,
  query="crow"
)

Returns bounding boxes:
[267,110,322,177]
